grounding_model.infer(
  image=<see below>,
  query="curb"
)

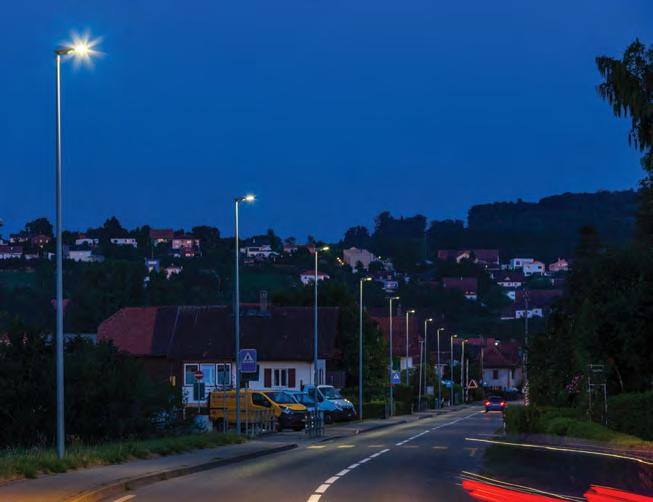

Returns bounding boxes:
[65,444,297,502]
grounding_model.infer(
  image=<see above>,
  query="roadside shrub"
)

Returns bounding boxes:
[0,329,181,448]
[504,405,541,434]
[608,391,653,440]
[362,401,386,419]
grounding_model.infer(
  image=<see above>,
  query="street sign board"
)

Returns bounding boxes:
[194,370,204,381]
[391,371,401,385]
[240,349,257,373]
[467,379,478,389]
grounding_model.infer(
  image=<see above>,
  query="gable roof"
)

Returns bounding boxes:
[97,305,339,361]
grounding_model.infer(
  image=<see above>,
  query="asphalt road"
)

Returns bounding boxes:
[116,406,499,502]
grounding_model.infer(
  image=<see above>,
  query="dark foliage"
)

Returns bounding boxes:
[0,326,180,447]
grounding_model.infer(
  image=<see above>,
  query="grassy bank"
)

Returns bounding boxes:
[0,432,243,481]
[504,406,649,447]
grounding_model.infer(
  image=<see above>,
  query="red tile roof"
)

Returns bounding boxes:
[442,277,478,294]
[97,307,159,356]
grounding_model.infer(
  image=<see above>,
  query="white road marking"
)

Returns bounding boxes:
[304,410,482,502]
[315,484,331,494]
[112,497,136,502]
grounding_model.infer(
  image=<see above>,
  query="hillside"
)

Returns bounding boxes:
[427,190,637,261]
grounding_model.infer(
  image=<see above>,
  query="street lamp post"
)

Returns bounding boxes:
[417,339,424,410]
[388,296,399,416]
[54,38,95,460]
[423,318,433,407]
[436,328,444,409]
[314,246,330,386]
[405,309,415,385]
[358,277,372,421]
[460,339,467,403]
[450,334,458,406]
[234,194,255,434]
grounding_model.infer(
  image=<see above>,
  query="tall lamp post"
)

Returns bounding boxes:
[234,194,255,434]
[460,339,467,403]
[404,309,415,385]
[436,328,444,408]
[423,318,433,406]
[313,246,330,386]
[54,37,95,460]
[449,334,458,406]
[358,277,372,420]
[388,296,400,416]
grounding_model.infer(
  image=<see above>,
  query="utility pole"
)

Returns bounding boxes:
[523,290,529,405]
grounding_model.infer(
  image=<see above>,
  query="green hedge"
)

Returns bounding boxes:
[608,391,653,440]
[504,405,645,446]
[362,401,386,419]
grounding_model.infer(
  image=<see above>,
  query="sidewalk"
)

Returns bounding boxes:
[0,440,295,502]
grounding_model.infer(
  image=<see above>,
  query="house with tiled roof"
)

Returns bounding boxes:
[150,228,174,245]
[97,304,339,406]
[0,245,23,260]
[442,277,478,300]
[482,342,522,391]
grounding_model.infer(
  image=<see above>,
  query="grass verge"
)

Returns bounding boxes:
[504,405,651,447]
[0,432,243,481]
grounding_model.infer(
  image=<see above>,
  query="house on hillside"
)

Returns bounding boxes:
[493,270,525,289]
[509,258,534,270]
[442,277,478,300]
[150,228,174,245]
[0,245,23,259]
[67,249,104,263]
[370,314,422,372]
[97,304,339,406]
[242,244,279,260]
[523,260,545,276]
[283,243,316,255]
[437,249,499,269]
[549,258,569,273]
[342,247,376,271]
[500,289,563,320]
[110,237,137,248]
[30,234,50,247]
[300,270,330,285]
[75,234,99,247]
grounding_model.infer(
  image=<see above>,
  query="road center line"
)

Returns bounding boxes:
[304,410,482,502]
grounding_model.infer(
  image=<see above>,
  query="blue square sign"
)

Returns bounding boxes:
[391,370,401,385]
[239,349,257,373]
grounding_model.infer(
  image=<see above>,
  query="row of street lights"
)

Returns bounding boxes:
[53,33,476,455]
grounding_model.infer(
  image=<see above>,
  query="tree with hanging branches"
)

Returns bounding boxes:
[597,39,653,243]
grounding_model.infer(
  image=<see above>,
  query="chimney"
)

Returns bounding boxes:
[259,290,268,313]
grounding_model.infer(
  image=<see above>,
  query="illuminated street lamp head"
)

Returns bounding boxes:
[391,296,400,301]
[408,309,415,314]
[427,318,434,322]
[319,246,330,252]
[56,33,100,64]
[236,194,256,203]
[362,276,373,282]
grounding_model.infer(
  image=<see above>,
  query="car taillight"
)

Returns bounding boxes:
[500,401,505,407]
[484,401,490,406]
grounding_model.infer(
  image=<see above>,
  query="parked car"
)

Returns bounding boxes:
[304,385,357,423]
[484,396,506,413]
[286,390,317,413]
[208,389,307,431]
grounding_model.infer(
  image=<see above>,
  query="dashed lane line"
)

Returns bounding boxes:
[304,411,481,502]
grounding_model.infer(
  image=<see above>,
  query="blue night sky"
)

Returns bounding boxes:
[1,1,651,241]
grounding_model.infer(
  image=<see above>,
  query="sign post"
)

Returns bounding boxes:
[193,369,204,414]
